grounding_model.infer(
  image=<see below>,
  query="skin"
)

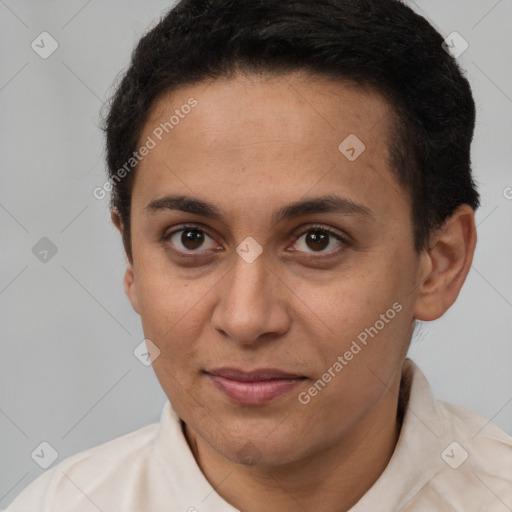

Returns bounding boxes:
[112,71,477,512]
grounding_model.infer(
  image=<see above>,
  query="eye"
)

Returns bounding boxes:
[163,223,349,259]
[164,224,218,253]
[291,224,348,255]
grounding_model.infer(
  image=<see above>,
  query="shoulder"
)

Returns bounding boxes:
[4,422,160,512]
[394,359,512,510]
[436,397,512,472]
[428,398,512,509]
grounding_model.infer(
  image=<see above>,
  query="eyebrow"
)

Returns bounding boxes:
[144,194,375,225]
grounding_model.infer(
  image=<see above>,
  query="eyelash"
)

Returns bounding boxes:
[163,223,350,260]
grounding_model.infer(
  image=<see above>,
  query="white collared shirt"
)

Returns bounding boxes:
[5,358,512,511]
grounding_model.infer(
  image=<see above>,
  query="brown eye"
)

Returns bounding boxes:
[180,229,205,250]
[304,231,330,251]
[165,226,217,253]
[293,226,347,255]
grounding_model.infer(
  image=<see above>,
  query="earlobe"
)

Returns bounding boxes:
[413,204,477,321]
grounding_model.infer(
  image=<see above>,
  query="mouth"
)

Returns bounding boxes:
[205,367,307,405]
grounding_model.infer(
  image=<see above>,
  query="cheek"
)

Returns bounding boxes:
[297,306,408,435]
[133,240,202,321]
[291,266,410,398]
[293,266,400,340]
[133,263,206,353]
[135,272,207,406]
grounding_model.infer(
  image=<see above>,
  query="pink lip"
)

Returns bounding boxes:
[206,368,306,405]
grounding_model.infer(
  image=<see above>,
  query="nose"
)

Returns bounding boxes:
[211,246,291,346]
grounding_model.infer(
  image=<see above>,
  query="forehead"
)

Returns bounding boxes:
[133,72,408,225]
[144,72,393,151]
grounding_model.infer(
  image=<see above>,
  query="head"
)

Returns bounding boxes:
[103,0,479,468]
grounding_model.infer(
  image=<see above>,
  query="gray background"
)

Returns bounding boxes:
[1,0,511,507]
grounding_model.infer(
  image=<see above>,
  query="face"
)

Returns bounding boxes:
[122,72,426,467]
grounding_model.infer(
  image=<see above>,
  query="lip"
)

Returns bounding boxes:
[208,367,304,381]
[206,367,306,405]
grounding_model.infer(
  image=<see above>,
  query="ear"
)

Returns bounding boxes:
[111,210,140,315]
[413,204,477,321]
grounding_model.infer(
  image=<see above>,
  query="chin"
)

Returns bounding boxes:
[204,419,312,467]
